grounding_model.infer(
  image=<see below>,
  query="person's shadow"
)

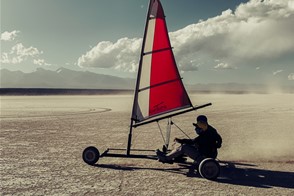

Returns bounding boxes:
[216,161,294,189]
[93,160,294,189]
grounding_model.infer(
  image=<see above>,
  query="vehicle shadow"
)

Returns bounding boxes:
[94,162,191,176]
[217,161,294,189]
[93,161,294,189]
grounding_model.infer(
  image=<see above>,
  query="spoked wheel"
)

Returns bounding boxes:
[82,146,100,165]
[198,158,220,180]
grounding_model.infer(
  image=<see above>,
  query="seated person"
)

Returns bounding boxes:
[156,115,222,163]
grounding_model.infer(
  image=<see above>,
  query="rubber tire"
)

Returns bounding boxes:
[198,158,220,180]
[82,146,100,165]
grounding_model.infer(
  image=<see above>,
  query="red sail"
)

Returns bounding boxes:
[149,0,191,116]
[132,0,192,122]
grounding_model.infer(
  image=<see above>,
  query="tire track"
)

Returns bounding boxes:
[0,108,112,119]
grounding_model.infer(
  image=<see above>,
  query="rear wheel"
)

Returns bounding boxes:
[82,146,100,165]
[199,158,220,180]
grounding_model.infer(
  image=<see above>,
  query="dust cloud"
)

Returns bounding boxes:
[189,93,294,162]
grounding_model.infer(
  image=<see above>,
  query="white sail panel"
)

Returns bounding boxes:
[135,9,156,121]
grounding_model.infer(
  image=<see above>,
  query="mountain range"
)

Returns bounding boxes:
[0,68,135,89]
[0,68,293,93]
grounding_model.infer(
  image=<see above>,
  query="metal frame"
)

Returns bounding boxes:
[101,148,157,160]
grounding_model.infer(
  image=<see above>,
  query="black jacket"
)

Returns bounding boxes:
[182,125,222,158]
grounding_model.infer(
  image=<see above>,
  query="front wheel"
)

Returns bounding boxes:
[198,158,220,180]
[82,146,100,165]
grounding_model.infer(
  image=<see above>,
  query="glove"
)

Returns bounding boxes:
[174,138,182,144]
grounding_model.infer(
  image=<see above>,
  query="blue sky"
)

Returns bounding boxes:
[1,0,294,86]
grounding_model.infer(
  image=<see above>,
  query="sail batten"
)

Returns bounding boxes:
[139,78,182,92]
[131,0,192,124]
[143,47,173,56]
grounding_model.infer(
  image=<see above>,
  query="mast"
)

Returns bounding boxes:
[127,0,153,156]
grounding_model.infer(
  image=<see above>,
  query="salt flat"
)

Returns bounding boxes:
[1,94,294,195]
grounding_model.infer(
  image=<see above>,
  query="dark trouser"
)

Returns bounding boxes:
[165,144,200,161]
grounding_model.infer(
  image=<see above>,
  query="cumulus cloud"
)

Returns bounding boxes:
[172,0,294,69]
[1,30,52,66]
[1,30,20,41]
[33,58,51,66]
[11,43,42,56]
[78,0,294,72]
[78,37,141,72]
[1,53,10,64]
[288,73,294,80]
[0,43,44,64]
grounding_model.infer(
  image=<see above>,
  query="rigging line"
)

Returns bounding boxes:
[157,121,166,145]
[172,121,192,139]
